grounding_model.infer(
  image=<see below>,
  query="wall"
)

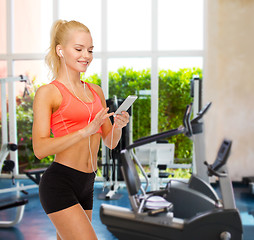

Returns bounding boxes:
[204,0,254,180]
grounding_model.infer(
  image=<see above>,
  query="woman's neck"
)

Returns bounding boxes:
[57,68,81,86]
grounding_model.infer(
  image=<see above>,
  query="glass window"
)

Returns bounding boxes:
[59,0,102,52]
[158,57,203,71]
[81,58,101,86]
[0,0,6,54]
[13,0,52,53]
[14,60,49,86]
[84,58,101,78]
[108,0,152,51]
[108,57,151,72]
[158,57,203,162]
[158,0,204,50]
[0,61,7,78]
[0,61,7,144]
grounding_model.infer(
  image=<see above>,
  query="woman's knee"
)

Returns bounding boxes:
[48,204,97,240]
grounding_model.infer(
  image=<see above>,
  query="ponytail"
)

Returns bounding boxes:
[45,20,90,80]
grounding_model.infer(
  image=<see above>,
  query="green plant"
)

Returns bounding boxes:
[167,168,192,179]
[158,67,202,160]
[83,67,202,160]
[0,67,202,172]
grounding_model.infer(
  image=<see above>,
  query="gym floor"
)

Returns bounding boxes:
[0,178,253,240]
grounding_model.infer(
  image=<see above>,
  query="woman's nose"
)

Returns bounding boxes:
[82,50,90,58]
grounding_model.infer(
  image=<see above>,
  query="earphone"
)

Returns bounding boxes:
[61,52,97,174]
[59,50,64,57]
[61,50,116,176]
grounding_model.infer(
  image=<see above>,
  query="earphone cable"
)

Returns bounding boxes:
[62,56,96,175]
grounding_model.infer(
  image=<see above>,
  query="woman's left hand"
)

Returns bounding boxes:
[113,111,130,129]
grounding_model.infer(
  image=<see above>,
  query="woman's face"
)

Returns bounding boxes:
[61,30,94,73]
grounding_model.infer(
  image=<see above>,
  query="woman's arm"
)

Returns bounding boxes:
[32,84,112,159]
[103,113,130,149]
[91,84,129,149]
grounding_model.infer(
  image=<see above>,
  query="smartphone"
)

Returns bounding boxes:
[114,95,138,116]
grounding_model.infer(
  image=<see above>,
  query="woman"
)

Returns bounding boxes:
[32,20,129,240]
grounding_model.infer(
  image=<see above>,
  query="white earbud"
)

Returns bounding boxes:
[59,50,64,57]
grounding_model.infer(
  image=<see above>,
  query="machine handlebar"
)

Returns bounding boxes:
[204,139,232,177]
[7,143,18,151]
[126,102,211,150]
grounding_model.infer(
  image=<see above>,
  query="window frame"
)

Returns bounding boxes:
[0,0,206,139]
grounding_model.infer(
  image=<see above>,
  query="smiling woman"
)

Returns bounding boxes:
[45,20,93,81]
[32,19,130,240]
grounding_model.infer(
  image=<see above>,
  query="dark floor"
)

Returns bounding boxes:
[0,178,253,240]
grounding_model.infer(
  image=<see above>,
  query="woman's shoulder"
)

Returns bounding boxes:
[87,82,104,97]
[87,82,102,91]
[86,82,106,106]
[34,82,60,101]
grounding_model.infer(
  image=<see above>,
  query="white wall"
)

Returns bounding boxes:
[204,0,254,180]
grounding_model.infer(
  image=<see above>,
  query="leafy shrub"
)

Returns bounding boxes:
[158,68,202,160]
[1,67,202,171]
[85,67,202,160]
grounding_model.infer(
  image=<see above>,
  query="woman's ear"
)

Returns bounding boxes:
[56,45,63,58]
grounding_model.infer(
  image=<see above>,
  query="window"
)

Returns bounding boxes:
[0,0,204,173]
[13,0,52,53]
[0,61,7,78]
[59,0,102,52]
[158,0,204,50]
[158,57,203,71]
[0,0,6,54]
[14,60,48,84]
[107,0,151,51]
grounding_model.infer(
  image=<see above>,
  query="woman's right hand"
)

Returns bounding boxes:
[86,108,114,136]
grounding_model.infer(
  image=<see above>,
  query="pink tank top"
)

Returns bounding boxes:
[50,80,103,137]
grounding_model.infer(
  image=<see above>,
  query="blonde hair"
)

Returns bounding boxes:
[45,20,90,80]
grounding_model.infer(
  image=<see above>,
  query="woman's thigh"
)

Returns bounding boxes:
[85,209,93,221]
[49,204,97,240]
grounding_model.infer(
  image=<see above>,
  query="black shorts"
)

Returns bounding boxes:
[39,162,96,214]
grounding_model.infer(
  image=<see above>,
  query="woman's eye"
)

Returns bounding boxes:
[89,50,93,53]
[76,49,82,51]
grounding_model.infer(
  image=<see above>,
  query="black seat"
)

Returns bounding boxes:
[120,149,173,216]
[23,168,47,185]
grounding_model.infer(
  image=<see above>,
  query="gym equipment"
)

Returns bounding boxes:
[1,75,28,175]
[129,102,218,201]
[0,143,28,227]
[0,198,28,228]
[23,168,47,185]
[134,141,175,191]
[100,104,243,240]
[190,75,209,183]
[0,75,39,194]
[0,76,38,227]
[242,176,254,195]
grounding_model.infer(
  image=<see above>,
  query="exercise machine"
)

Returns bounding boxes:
[242,176,254,195]
[134,141,176,191]
[100,104,243,240]
[1,75,28,175]
[129,102,219,202]
[191,75,209,183]
[0,143,28,227]
[0,76,34,227]
[135,75,206,191]
[0,75,39,193]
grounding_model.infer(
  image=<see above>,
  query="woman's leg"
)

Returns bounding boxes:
[85,209,93,221]
[48,204,97,240]
[55,209,93,239]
